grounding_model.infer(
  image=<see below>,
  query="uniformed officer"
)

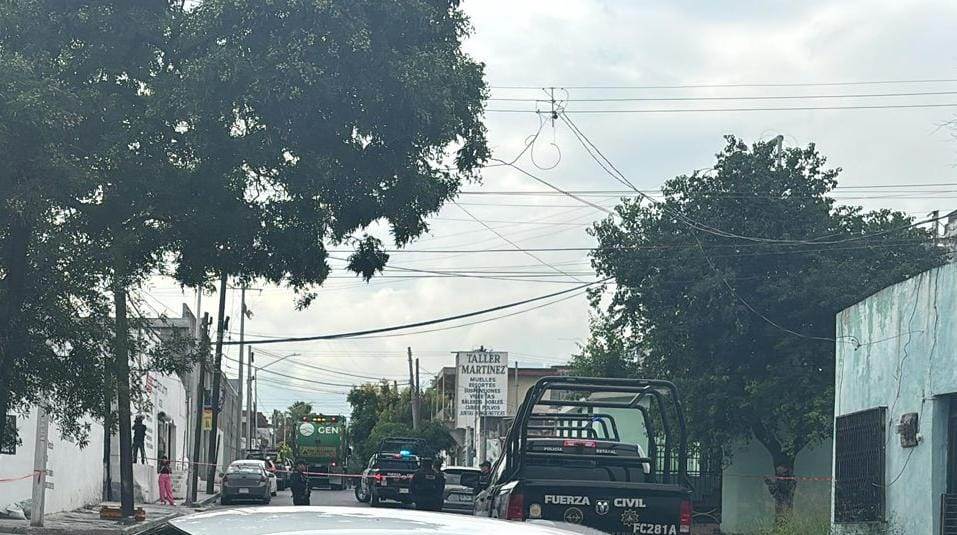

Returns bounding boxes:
[288,462,311,506]
[411,457,446,512]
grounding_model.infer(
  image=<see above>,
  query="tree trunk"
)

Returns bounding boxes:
[112,246,135,517]
[0,218,30,465]
[204,273,228,494]
[764,454,797,523]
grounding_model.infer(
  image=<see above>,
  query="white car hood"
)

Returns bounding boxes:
[170,506,605,535]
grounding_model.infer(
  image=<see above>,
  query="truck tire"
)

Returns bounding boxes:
[355,482,370,503]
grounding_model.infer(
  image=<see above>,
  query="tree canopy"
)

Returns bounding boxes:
[581,136,947,516]
[0,0,487,516]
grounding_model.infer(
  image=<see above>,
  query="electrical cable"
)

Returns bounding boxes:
[488,102,957,113]
[488,89,957,102]
[222,278,607,345]
[489,78,957,90]
[349,286,590,340]
[453,201,587,283]
[559,112,948,246]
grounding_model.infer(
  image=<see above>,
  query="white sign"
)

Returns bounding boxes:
[298,423,315,437]
[455,351,509,428]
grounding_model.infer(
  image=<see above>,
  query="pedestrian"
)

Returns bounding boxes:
[411,457,446,512]
[158,456,176,505]
[132,415,147,464]
[289,462,311,506]
[478,460,492,490]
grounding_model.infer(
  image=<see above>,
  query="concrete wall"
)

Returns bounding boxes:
[834,262,957,535]
[0,408,105,515]
[721,439,833,533]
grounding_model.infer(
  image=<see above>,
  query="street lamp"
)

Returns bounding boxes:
[247,351,301,451]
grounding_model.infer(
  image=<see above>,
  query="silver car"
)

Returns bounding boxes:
[220,462,272,506]
[163,507,605,534]
[441,466,482,514]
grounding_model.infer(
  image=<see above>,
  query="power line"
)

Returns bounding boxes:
[222,354,358,388]
[453,201,587,283]
[222,279,607,345]
[323,239,929,255]
[489,78,957,90]
[489,102,957,114]
[350,287,590,340]
[488,89,957,102]
[559,112,948,246]
[558,113,872,345]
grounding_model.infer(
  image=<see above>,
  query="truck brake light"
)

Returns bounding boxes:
[562,439,597,448]
[679,500,692,533]
[505,493,525,521]
[373,473,385,482]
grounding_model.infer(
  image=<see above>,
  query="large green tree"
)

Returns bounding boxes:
[1,0,486,515]
[167,0,488,488]
[584,137,946,519]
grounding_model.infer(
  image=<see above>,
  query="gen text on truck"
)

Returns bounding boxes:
[474,376,693,535]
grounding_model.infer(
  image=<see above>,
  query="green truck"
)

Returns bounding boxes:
[295,414,348,490]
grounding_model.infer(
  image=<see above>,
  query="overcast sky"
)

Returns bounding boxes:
[146,0,957,417]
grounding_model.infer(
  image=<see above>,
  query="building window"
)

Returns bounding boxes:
[1,415,16,455]
[834,407,886,523]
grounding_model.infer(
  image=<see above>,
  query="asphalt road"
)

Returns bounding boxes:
[216,488,394,509]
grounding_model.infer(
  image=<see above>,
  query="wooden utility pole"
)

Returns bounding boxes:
[188,313,210,505]
[408,347,419,430]
[415,357,421,420]
[30,408,50,527]
[205,273,229,494]
[235,285,246,459]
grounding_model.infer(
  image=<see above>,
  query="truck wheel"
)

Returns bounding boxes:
[355,483,370,503]
[220,496,231,506]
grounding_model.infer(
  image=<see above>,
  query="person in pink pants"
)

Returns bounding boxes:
[158,457,176,506]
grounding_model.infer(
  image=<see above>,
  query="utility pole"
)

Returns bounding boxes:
[246,349,254,451]
[187,313,210,505]
[408,347,419,431]
[30,408,50,527]
[513,360,519,416]
[235,285,246,459]
[415,357,421,419]
[205,273,229,494]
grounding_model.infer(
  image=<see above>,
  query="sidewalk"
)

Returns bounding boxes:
[0,492,219,535]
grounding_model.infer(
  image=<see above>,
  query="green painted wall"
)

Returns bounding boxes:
[721,439,833,533]
[834,262,957,535]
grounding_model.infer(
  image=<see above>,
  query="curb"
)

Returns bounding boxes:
[0,494,220,535]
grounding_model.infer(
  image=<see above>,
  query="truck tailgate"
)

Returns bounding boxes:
[522,479,690,535]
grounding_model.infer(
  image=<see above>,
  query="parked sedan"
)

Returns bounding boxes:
[231,459,278,496]
[441,466,481,514]
[220,462,272,505]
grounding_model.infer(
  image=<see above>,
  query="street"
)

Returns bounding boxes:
[214,488,406,510]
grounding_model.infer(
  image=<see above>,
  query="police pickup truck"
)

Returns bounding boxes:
[355,437,428,507]
[474,377,693,535]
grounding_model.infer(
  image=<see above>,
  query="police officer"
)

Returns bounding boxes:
[288,462,311,506]
[411,457,446,512]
